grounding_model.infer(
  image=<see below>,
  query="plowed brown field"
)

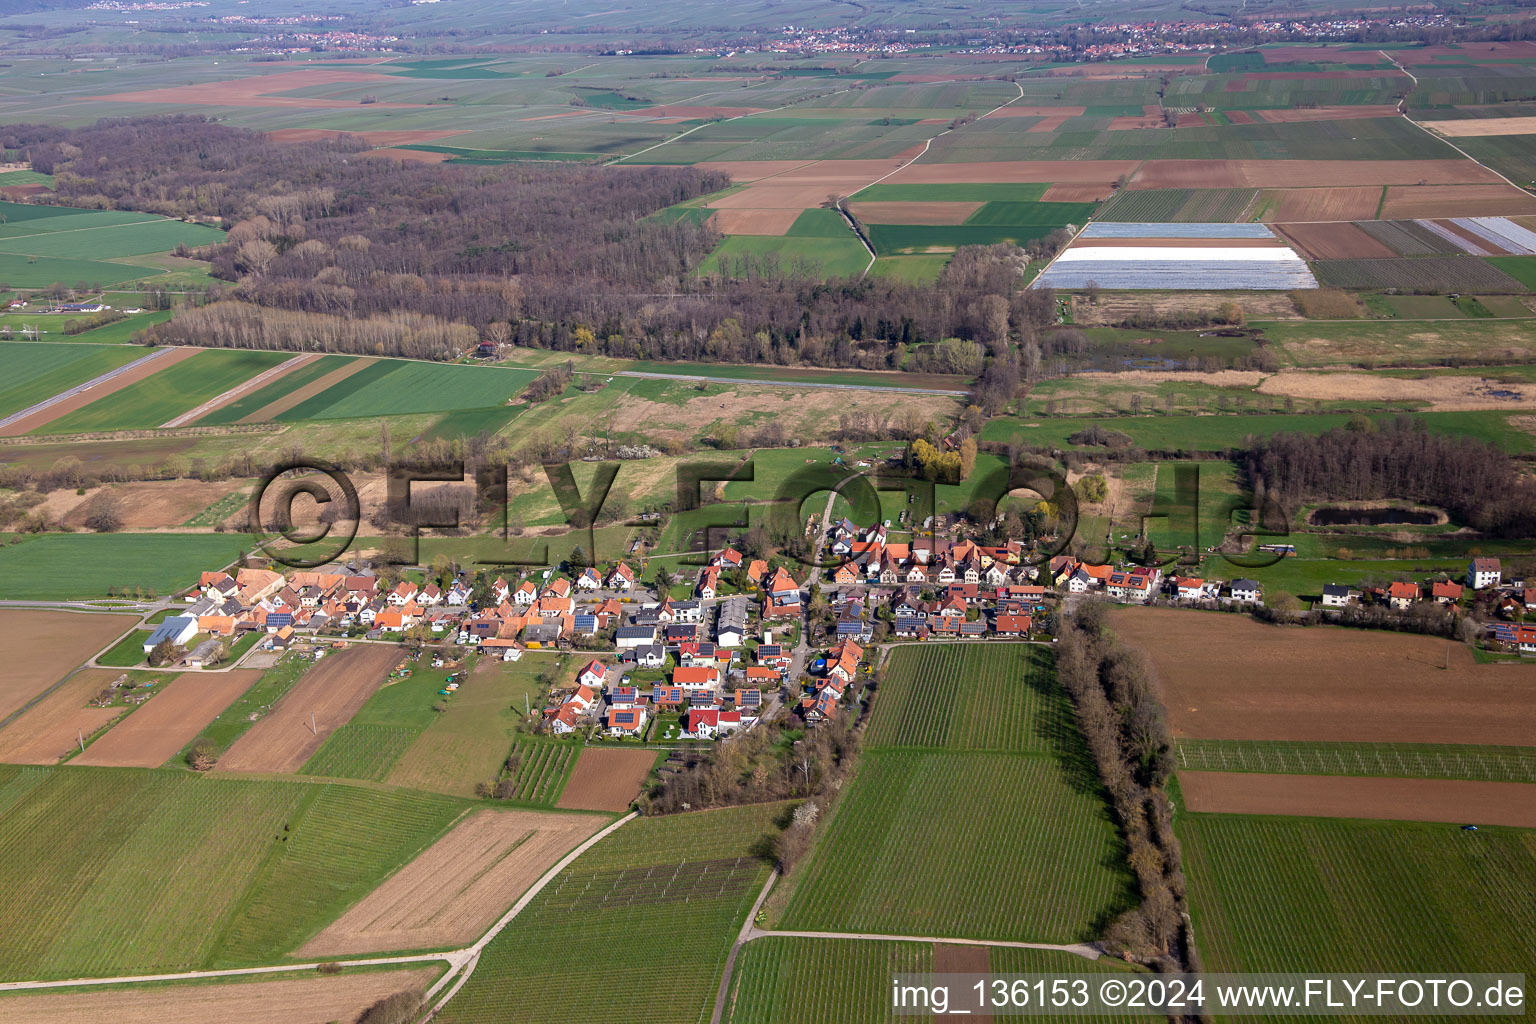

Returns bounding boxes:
[892,160,1139,185]
[1042,183,1113,202]
[0,611,140,721]
[300,808,605,955]
[1255,105,1402,122]
[847,201,982,224]
[987,104,1086,117]
[0,669,125,764]
[1112,608,1536,745]
[0,968,436,1024]
[1379,184,1536,219]
[217,645,401,773]
[1255,186,1383,222]
[1179,772,1536,827]
[266,128,471,146]
[557,747,656,811]
[709,208,802,234]
[1275,222,1397,259]
[73,670,261,768]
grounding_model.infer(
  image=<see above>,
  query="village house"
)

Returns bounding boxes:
[607,562,635,590]
[686,708,742,740]
[576,567,603,591]
[1228,579,1263,604]
[513,580,538,604]
[1386,581,1418,610]
[577,659,608,688]
[1321,584,1356,608]
[1432,580,1465,605]
[606,706,647,737]
[1469,557,1502,590]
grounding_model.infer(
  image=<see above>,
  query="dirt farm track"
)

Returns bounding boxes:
[216,644,400,773]
[1112,608,1536,745]
[1179,772,1536,828]
[0,967,436,1024]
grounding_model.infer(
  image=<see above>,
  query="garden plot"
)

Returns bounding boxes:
[1034,222,1316,290]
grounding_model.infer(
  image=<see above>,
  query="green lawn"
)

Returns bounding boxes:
[96,629,152,668]
[0,533,244,600]
[0,766,469,978]
[41,349,289,433]
[1180,812,1536,977]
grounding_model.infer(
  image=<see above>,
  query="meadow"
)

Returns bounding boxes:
[274,359,539,421]
[40,349,290,433]
[0,532,244,600]
[0,766,470,977]
[0,341,145,419]
[433,803,781,1024]
[1179,812,1536,976]
[700,232,871,280]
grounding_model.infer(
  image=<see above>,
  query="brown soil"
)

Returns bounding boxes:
[846,200,982,224]
[1256,186,1383,222]
[889,160,1140,185]
[556,747,656,811]
[1242,69,1406,80]
[1274,222,1397,259]
[602,386,957,441]
[1027,114,1074,133]
[0,968,436,1024]
[265,128,471,146]
[73,670,261,768]
[0,611,140,722]
[711,185,847,209]
[0,347,199,437]
[694,160,816,181]
[709,208,803,235]
[0,668,126,764]
[1179,772,1536,828]
[1041,183,1113,202]
[217,645,401,773]
[519,111,588,121]
[1254,105,1402,122]
[300,808,605,956]
[1396,41,1536,64]
[1112,607,1536,745]
[1225,110,1256,125]
[985,105,1086,117]
[1107,114,1165,130]
[1132,159,1497,189]
[1256,369,1536,410]
[90,70,429,110]
[1378,183,1536,219]
[934,944,992,1023]
[40,477,250,531]
[172,355,317,427]
[238,356,376,423]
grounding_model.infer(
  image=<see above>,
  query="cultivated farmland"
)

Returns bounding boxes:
[1095,188,1258,222]
[40,348,291,433]
[0,967,439,1024]
[0,609,140,721]
[432,803,780,1024]
[1311,255,1528,292]
[72,670,261,768]
[300,808,606,956]
[1174,738,1536,783]
[1111,608,1536,745]
[0,342,147,421]
[1178,771,1536,827]
[556,746,657,811]
[274,360,538,421]
[218,645,402,773]
[1180,814,1536,977]
[0,668,125,765]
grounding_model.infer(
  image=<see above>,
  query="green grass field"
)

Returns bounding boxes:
[0,766,469,978]
[779,644,1133,944]
[1180,813,1536,977]
[434,803,780,1024]
[275,359,538,421]
[867,254,949,284]
[96,629,152,667]
[0,532,243,600]
[0,252,166,288]
[864,200,1095,255]
[1174,739,1536,783]
[41,349,289,433]
[196,353,356,425]
[0,341,146,419]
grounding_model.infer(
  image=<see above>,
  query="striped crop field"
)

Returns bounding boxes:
[779,750,1133,943]
[503,739,578,805]
[40,349,290,433]
[865,644,1073,753]
[0,341,146,420]
[1174,739,1536,782]
[0,766,466,978]
[300,723,420,781]
[1095,188,1259,223]
[434,803,781,1024]
[1180,813,1536,976]
[274,359,539,421]
[727,938,1161,1024]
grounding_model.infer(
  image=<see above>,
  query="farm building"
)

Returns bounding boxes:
[143,615,197,654]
